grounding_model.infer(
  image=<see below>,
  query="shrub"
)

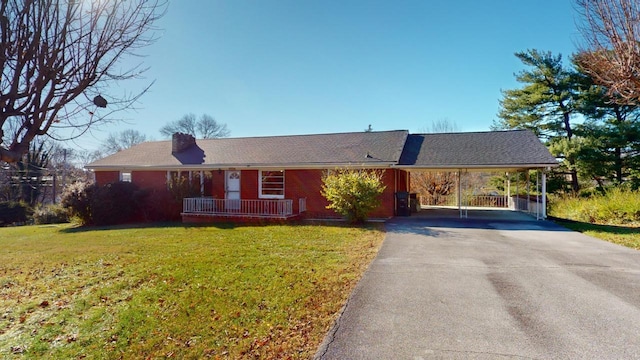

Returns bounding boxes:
[32,204,70,224]
[61,181,148,226]
[0,201,32,226]
[142,189,182,222]
[321,169,386,223]
[549,188,640,225]
[61,181,96,225]
[91,181,148,225]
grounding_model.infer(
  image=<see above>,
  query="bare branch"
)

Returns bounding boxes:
[0,0,167,162]
[575,0,640,103]
[160,113,231,139]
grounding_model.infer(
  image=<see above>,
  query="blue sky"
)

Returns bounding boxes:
[76,0,580,150]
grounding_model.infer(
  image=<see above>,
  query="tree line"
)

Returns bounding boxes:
[494,49,640,193]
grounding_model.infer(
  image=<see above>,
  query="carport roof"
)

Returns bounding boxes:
[398,130,558,169]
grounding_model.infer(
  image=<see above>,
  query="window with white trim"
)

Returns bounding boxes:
[259,170,284,199]
[120,171,132,182]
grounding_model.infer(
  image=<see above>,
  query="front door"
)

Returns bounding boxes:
[225,171,241,210]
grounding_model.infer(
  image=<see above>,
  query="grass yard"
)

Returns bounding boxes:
[552,218,640,250]
[549,189,640,251]
[0,222,385,359]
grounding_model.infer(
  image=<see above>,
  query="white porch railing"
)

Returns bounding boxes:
[512,196,545,218]
[420,194,508,208]
[183,198,294,218]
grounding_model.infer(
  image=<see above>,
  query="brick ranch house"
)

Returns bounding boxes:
[85,129,557,222]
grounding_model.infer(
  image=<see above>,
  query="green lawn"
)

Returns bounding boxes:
[0,222,385,359]
[552,218,640,250]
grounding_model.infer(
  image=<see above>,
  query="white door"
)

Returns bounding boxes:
[226,171,241,210]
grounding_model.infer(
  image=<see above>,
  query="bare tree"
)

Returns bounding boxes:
[420,118,460,133]
[0,0,166,163]
[575,0,640,103]
[102,129,147,155]
[412,118,461,205]
[160,113,230,139]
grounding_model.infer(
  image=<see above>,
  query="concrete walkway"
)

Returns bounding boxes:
[316,210,640,359]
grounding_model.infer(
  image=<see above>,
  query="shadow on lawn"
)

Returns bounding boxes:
[59,221,238,233]
[550,216,640,235]
[58,219,381,234]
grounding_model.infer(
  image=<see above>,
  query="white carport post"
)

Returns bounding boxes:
[515,171,519,211]
[536,170,541,220]
[457,170,468,218]
[457,170,462,217]
[463,170,468,218]
[526,171,530,212]
[506,172,511,209]
[541,170,547,219]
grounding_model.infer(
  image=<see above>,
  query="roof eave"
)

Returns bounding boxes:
[395,163,559,171]
[85,161,399,171]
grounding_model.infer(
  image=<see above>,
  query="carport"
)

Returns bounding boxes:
[395,130,558,219]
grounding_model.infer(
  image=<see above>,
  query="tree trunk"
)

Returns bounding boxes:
[570,168,580,193]
[615,147,623,182]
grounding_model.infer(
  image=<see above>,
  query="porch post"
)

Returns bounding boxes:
[200,170,204,196]
[542,170,547,219]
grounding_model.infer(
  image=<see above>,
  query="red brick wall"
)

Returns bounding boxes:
[94,168,409,220]
[132,171,168,191]
[240,170,259,199]
[285,169,329,217]
[210,171,225,199]
[94,171,119,185]
[283,169,403,219]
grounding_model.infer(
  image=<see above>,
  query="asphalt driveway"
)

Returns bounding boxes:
[316,210,640,359]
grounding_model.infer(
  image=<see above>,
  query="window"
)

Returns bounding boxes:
[259,170,284,199]
[120,171,132,182]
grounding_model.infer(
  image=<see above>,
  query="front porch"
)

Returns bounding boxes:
[182,197,307,222]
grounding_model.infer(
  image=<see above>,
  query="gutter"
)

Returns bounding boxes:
[85,161,399,172]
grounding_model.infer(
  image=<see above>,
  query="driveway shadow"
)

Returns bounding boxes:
[386,215,572,235]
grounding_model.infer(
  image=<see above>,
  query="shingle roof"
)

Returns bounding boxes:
[86,129,557,170]
[86,130,409,169]
[398,130,558,169]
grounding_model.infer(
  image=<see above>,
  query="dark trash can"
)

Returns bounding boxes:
[395,191,410,217]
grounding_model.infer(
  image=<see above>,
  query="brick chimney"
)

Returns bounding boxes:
[172,132,196,153]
